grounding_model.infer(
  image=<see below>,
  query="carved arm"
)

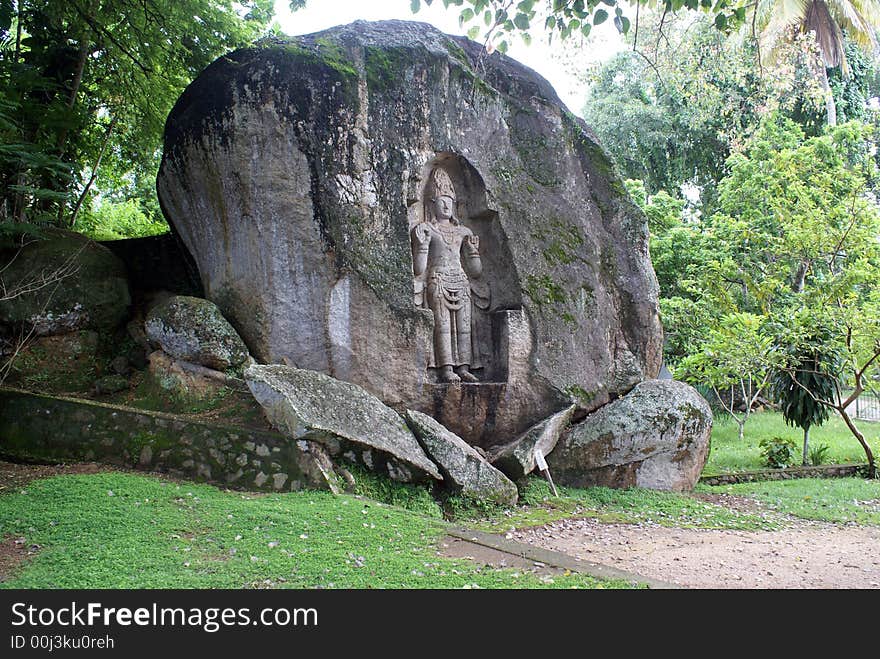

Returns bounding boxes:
[411,223,430,276]
[462,233,482,278]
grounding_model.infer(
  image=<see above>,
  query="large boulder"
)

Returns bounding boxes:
[158,20,662,448]
[547,380,712,492]
[404,409,518,505]
[145,295,250,371]
[0,230,130,336]
[487,405,575,480]
[245,364,442,483]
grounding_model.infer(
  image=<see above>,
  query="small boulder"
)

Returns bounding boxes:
[547,380,712,492]
[404,410,518,506]
[245,364,442,483]
[146,349,227,404]
[110,355,130,376]
[93,374,130,395]
[487,405,575,480]
[145,295,250,371]
[0,230,130,336]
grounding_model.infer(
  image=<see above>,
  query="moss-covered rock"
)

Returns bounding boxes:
[0,230,130,336]
[547,380,713,492]
[245,364,442,483]
[404,409,517,506]
[144,295,250,371]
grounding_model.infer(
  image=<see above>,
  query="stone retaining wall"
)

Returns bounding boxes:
[0,388,316,492]
[699,463,866,486]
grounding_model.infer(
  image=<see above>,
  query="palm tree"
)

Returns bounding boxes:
[759,0,880,125]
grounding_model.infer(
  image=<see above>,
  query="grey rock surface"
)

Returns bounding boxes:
[0,230,130,336]
[158,20,662,447]
[487,405,575,480]
[547,380,712,492]
[404,409,517,505]
[245,364,442,482]
[144,295,250,371]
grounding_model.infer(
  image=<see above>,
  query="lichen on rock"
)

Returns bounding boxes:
[547,380,713,492]
[404,409,517,505]
[144,295,250,372]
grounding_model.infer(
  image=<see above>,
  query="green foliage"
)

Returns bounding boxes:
[809,443,832,466]
[678,312,779,438]
[679,312,776,390]
[584,19,763,200]
[769,332,836,435]
[0,472,630,588]
[711,116,880,315]
[0,0,277,230]
[759,436,799,469]
[415,0,749,56]
[704,410,877,475]
[78,198,168,240]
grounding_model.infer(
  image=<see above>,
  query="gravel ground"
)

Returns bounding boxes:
[511,516,880,589]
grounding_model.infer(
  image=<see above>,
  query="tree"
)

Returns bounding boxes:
[757,0,880,126]
[412,0,750,54]
[777,303,880,475]
[770,337,836,465]
[709,116,879,308]
[702,116,880,470]
[678,312,780,440]
[582,17,766,201]
[625,179,720,365]
[0,1,281,229]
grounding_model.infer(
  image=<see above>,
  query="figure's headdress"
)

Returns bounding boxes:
[429,167,456,201]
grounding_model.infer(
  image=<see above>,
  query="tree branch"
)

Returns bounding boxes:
[68,114,119,228]
[69,1,153,76]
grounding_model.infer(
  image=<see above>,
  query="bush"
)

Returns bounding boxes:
[808,442,831,466]
[759,436,798,469]
[78,198,168,240]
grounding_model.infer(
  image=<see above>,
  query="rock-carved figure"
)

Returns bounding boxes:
[411,167,489,382]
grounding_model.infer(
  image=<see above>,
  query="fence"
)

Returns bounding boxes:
[847,391,880,422]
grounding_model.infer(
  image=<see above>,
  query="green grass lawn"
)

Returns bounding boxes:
[3,410,879,589]
[462,478,778,532]
[697,477,880,526]
[2,468,878,589]
[0,472,636,589]
[703,410,879,475]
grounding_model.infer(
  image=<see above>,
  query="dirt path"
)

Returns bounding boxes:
[511,517,880,589]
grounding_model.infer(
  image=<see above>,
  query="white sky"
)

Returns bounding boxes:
[272,0,625,113]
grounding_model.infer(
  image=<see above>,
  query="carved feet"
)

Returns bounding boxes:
[456,365,479,383]
[440,366,460,382]
[439,365,478,383]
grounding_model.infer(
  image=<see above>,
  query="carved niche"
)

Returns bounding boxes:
[408,153,521,384]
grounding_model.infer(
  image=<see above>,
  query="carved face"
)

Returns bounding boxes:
[433,195,454,221]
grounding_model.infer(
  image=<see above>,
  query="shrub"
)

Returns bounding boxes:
[759,436,798,469]
[808,443,831,466]
[79,199,167,240]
